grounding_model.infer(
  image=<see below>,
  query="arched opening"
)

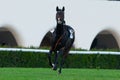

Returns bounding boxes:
[90,30,119,49]
[0,27,18,47]
[40,30,53,48]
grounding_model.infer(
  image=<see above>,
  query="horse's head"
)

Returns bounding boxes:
[56,6,65,24]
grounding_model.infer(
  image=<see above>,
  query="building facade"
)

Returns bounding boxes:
[0,0,120,50]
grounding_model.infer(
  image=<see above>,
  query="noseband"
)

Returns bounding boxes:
[57,18,63,24]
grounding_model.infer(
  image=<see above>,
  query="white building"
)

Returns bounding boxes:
[0,0,120,50]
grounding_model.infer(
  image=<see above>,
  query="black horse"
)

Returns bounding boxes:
[48,6,75,74]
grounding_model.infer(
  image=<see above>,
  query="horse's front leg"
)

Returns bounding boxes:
[48,50,53,67]
[58,49,64,74]
[53,51,58,70]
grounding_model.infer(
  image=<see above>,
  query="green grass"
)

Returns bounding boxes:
[0,68,120,80]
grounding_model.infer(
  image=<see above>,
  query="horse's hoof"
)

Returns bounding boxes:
[53,66,57,71]
[58,70,61,74]
[53,67,57,71]
[52,63,57,70]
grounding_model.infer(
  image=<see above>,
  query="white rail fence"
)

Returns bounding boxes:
[0,48,120,55]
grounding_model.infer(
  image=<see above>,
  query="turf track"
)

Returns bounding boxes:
[0,68,120,80]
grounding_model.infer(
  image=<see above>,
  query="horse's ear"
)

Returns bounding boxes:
[56,6,59,11]
[62,6,65,11]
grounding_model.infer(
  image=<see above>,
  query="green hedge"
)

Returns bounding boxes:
[0,51,120,69]
[65,54,120,69]
[0,51,49,68]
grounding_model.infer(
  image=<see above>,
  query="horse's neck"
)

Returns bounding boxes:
[56,24,64,35]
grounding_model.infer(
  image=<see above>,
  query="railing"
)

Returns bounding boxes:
[0,48,120,55]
